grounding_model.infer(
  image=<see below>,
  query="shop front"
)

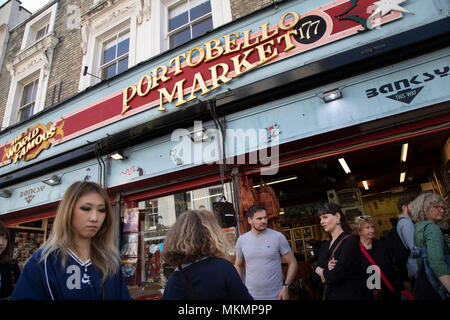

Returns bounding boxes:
[0,0,449,299]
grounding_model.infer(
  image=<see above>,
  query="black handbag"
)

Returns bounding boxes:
[212,200,237,228]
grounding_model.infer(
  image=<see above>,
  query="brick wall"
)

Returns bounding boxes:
[0,20,26,125]
[44,0,82,108]
[230,0,273,20]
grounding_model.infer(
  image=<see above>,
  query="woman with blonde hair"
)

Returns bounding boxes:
[410,192,450,300]
[162,209,252,300]
[11,181,130,300]
[353,215,403,300]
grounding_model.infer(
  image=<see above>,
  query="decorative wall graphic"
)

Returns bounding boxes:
[123,208,139,233]
[121,233,138,257]
[121,258,137,282]
[1,120,64,165]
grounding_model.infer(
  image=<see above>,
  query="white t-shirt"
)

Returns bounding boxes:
[235,228,292,300]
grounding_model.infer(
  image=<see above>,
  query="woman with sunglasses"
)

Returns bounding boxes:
[410,192,450,300]
[315,203,362,300]
[354,215,402,300]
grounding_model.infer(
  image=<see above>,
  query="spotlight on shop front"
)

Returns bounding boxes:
[42,175,61,186]
[110,151,126,160]
[322,88,343,103]
[0,189,12,198]
[188,127,210,143]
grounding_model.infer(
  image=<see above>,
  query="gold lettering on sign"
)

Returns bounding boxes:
[2,121,64,164]
[120,9,301,114]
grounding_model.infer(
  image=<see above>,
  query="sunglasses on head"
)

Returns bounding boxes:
[357,215,371,220]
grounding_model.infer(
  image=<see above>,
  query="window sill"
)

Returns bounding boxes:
[13,34,59,66]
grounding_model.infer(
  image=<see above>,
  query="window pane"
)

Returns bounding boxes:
[170,28,191,48]
[19,104,34,122]
[31,79,38,101]
[35,25,48,41]
[192,17,213,38]
[169,11,188,31]
[103,64,117,79]
[103,44,116,64]
[117,37,129,57]
[117,57,128,74]
[190,0,211,21]
[21,81,36,106]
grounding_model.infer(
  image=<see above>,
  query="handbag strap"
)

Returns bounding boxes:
[178,265,198,300]
[359,243,415,300]
[330,234,351,259]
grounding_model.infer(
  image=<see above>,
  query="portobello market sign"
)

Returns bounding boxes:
[0,0,408,167]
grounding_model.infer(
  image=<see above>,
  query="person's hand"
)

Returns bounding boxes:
[278,286,289,300]
[328,258,337,271]
[315,266,325,283]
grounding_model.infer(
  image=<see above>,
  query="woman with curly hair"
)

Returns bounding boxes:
[11,181,130,300]
[411,192,450,300]
[162,209,252,300]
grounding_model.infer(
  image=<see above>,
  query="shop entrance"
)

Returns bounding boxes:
[243,131,449,262]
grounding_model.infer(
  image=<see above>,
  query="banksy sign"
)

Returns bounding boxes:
[365,65,449,104]
[19,185,46,204]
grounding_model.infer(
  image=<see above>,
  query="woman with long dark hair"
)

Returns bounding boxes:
[0,220,20,299]
[314,203,362,300]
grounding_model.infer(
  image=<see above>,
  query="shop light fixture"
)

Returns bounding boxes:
[400,172,406,183]
[42,175,61,186]
[338,158,351,174]
[110,151,126,160]
[362,180,369,190]
[323,88,343,103]
[188,127,210,143]
[253,176,297,188]
[0,189,12,198]
[400,143,408,163]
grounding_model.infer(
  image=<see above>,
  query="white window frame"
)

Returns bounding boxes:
[21,3,57,50]
[167,0,213,48]
[161,0,232,51]
[99,28,130,80]
[17,77,40,123]
[79,0,138,91]
[2,3,58,129]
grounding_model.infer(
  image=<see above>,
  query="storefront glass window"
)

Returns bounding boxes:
[123,182,234,297]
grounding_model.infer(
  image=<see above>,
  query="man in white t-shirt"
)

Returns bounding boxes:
[234,205,297,300]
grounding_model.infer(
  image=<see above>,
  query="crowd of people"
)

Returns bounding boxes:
[0,180,448,300]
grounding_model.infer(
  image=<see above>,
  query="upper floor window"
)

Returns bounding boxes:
[21,3,57,50]
[168,0,213,48]
[35,24,49,42]
[18,78,39,122]
[100,30,130,79]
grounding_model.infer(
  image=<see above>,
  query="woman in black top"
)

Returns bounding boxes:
[0,220,20,299]
[315,203,362,300]
[355,215,402,300]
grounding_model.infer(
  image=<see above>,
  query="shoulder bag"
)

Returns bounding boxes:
[360,243,415,300]
[322,234,351,300]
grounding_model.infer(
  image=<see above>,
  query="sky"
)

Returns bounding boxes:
[1,0,52,13]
